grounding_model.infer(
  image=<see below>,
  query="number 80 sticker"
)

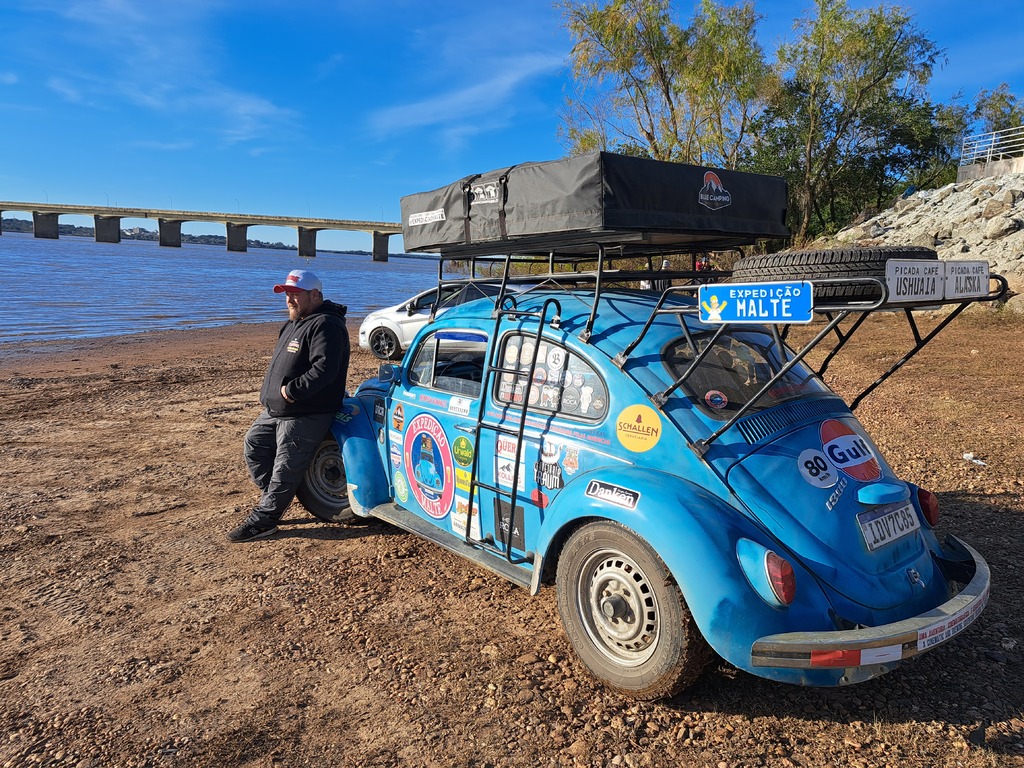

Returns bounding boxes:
[797,448,839,488]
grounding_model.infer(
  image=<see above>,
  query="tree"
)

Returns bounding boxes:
[764,0,941,242]
[972,83,1024,134]
[558,0,771,168]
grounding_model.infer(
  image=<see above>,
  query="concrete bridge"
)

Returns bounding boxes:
[0,201,403,260]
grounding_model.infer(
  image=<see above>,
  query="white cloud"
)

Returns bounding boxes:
[0,73,17,85]
[368,52,563,138]
[47,77,84,103]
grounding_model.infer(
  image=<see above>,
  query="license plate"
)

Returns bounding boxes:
[857,502,920,552]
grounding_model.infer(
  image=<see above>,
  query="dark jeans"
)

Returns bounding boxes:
[243,409,335,526]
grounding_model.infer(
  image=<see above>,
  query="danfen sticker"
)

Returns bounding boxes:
[585,480,641,510]
[820,420,881,482]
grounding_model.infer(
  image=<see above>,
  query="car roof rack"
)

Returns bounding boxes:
[424,241,1008,457]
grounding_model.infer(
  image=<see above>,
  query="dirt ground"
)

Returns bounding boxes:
[1,309,1022,768]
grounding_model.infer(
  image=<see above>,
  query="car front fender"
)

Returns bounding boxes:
[328,398,391,515]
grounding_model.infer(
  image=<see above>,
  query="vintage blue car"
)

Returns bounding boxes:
[296,153,1004,698]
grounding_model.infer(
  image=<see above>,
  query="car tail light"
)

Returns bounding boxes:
[918,488,940,527]
[765,551,796,605]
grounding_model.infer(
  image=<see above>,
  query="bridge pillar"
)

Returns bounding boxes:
[33,212,60,239]
[298,227,320,258]
[227,223,248,252]
[159,219,182,247]
[94,215,121,243]
[372,231,390,262]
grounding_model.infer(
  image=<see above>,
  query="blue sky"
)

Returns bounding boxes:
[1,0,1022,252]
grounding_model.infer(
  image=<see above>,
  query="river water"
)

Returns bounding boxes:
[0,233,444,344]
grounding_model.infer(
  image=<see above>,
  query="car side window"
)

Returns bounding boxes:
[495,334,608,420]
[408,330,488,398]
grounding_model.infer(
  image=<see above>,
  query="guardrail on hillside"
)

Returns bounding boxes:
[960,125,1024,165]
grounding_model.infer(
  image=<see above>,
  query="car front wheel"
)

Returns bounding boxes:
[556,521,711,699]
[368,327,402,360]
[296,437,354,523]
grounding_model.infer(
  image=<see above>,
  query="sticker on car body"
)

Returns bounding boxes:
[820,420,881,482]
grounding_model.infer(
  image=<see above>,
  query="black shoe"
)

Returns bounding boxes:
[226,519,279,543]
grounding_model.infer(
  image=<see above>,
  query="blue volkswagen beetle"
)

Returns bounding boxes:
[298,153,1002,698]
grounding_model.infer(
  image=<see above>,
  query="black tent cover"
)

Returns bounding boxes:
[400,152,788,256]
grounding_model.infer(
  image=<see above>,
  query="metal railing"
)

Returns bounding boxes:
[960,124,1024,165]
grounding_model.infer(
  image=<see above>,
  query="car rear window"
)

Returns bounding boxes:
[662,330,831,418]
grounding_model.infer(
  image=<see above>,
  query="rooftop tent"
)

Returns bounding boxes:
[399,151,789,256]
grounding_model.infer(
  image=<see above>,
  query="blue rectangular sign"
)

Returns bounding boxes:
[698,281,814,324]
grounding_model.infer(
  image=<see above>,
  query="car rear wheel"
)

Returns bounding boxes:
[731,246,938,303]
[556,521,711,699]
[368,327,402,360]
[296,436,354,522]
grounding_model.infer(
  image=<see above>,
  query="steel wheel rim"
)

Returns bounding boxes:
[306,443,349,508]
[370,329,395,358]
[576,547,660,666]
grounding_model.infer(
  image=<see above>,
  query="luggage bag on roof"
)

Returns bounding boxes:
[399,151,789,255]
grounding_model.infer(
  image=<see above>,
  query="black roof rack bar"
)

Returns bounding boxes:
[815,311,872,379]
[847,273,1008,409]
[613,284,702,367]
[651,321,731,407]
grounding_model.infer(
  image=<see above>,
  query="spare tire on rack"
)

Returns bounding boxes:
[730,246,938,303]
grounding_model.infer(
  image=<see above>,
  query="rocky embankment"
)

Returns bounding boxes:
[816,172,1024,304]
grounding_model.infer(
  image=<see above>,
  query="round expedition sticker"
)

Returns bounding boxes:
[616,405,662,453]
[403,413,455,519]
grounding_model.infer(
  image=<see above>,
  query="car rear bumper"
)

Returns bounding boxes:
[751,536,989,672]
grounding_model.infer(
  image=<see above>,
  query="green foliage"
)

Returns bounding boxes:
[558,0,1024,246]
[558,0,771,167]
[973,83,1024,133]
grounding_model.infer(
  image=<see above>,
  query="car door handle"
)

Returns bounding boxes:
[454,423,477,434]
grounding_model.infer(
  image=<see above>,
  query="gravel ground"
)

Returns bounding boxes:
[1,310,1022,768]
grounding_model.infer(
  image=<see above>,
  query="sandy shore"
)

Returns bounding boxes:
[1,315,1022,767]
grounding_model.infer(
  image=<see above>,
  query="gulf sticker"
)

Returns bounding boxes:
[615,404,662,452]
[403,413,455,519]
[820,420,881,482]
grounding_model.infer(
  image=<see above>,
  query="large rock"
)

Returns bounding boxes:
[985,216,1020,239]
[822,173,1024,284]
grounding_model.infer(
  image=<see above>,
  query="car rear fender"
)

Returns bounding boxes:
[535,467,834,671]
[328,398,391,514]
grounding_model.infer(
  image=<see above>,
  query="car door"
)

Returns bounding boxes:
[387,328,490,540]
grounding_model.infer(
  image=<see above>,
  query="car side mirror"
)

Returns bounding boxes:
[406,303,416,316]
[378,363,399,383]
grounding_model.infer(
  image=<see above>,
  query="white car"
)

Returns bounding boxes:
[359,282,506,360]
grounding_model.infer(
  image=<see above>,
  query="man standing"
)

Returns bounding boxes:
[227,269,350,542]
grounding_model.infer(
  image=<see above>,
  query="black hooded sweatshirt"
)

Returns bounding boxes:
[259,299,350,417]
